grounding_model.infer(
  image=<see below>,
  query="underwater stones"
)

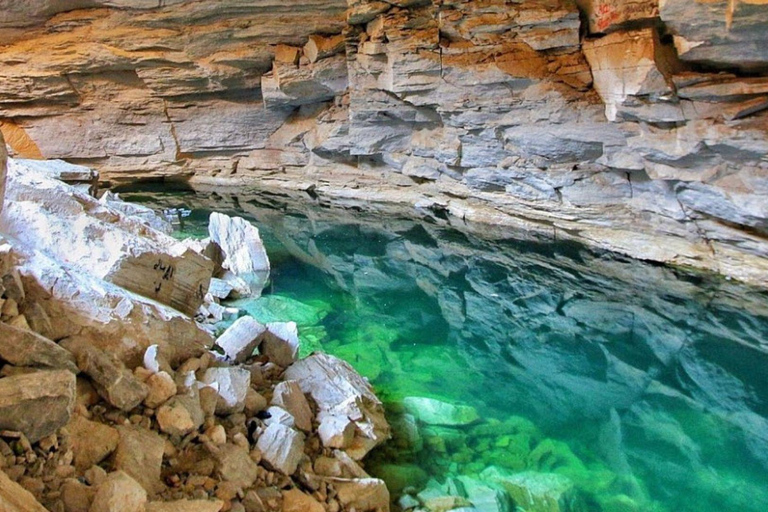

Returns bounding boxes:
[369,464,429,498]
[271,380,313,432]
[201,367,251,415]
[457,476,512,512]
[256,423,305,475]
[261,322,300,368]
[0,322,78,373]
[208,213,270,297]
[284,353,390,460]
[214,316,266,363]
[60,336,149,412]
[480,468,583,512]
[403,397,480,426]
[0,369,76,443]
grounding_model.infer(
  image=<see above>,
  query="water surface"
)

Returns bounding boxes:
[125,188,768,512]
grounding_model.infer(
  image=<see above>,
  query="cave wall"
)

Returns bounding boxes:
[1,0,768,283]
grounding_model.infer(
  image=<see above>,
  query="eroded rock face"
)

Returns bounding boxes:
[0,1,767,283]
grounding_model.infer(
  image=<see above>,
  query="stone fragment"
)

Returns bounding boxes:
[0,466,48,512]
[263,406,296,429]
[274,45,301,65]
[285,353,389,459]
[0,322,78,373]
[304,34,346,63]
[271,381,313,432]
[213,443,259,489]
[115,426,166,496]
[402,397,480,426]
[214,316,266,363]
[318,415,356,449]
[207,278,233,300]
[347,1,391,25]
[201,367,251,415]
[0,369,76,442]
[332,478,390,512]
[0,130,6,214]
[208,213,270,297]
[90,471,148,512]
[144,371,178,408]
[261,322,300,368]
[256,423,305,475]
[146,500,224,512]
[157,392,205,437]
[66,415,119,471]
[60,337,149,411]
[282,488,324,512]
[20,302,54,339]
[61,478,96,512]
[244,388,268,416]
[456,476,512,512]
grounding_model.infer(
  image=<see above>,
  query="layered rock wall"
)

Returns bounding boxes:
[1,0,768,282]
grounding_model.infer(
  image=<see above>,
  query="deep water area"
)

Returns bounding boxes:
[124,188,768,512]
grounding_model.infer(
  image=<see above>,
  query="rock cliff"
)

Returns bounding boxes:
[1,0,767,283]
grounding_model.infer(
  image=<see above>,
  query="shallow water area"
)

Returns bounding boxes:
[125,188,768,512]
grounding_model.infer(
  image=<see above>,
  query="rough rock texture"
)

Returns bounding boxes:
[0,1,768,285]
[0,469,48,512]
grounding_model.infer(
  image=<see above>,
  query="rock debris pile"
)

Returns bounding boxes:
[0,150,391,512]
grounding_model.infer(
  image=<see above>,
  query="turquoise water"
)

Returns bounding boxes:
[124,188,768,512]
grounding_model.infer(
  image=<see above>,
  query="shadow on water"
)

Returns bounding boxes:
[123,187,768,512]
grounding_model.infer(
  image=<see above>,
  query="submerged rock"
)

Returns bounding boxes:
[481,468,585,512]
[403,397,480,427]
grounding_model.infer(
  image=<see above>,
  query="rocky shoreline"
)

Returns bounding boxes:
[0,146,392,512]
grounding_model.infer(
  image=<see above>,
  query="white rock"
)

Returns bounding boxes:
[271,380,313,432]
[318,414,356,449]
[201,367,251,415]
[208,213,270,297]
[262,321,300,368]
[284,353,390,459]
[207,278,234,300]
[256,423,305,475]
[214,316,266,363]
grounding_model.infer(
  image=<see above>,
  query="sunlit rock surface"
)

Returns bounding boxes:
[0,1,767,283]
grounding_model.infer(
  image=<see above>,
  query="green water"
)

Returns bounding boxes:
[124,188,768,512]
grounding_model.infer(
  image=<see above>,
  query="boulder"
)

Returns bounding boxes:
[146,500,224,512]
[208,213,270,297]
[200,367,251,415]
[115,426,166,496]
[332,478,390,512]
[262,322,300,368]
[11,158,98,196]
[212,443,259,489]
[282,488,325,512]
[0,369,76,442]
[90,471,148,512]
[60,336,149,411]
[256,423,305,475]
[284,353,390,459]
[4,161,214,316]
[403,397,480,427]
[214,316,266,363]
[157,392,205,437]
[0,322,78,373]
[66,415,120,471]
[304,34,346,63]
[0,468,48,512]
[271,380,313,432]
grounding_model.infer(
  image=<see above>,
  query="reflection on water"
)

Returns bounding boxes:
[125,188,768,512]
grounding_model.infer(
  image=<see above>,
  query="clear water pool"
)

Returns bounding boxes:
[125,188,768,512]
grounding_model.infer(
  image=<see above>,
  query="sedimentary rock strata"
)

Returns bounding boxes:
[0,1,766,283]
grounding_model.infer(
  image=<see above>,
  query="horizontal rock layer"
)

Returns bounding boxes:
[1,0,768,283]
